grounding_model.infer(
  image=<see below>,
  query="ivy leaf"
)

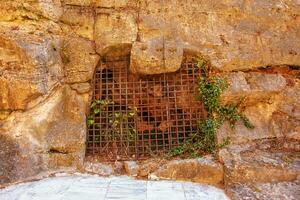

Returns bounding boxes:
[93,108,100,114]
[91,102,97,108]
[113,120,119,127]
[129,112,135,117]
[197,59,205,68]
[87,119,94,127]
[114,112,120,117]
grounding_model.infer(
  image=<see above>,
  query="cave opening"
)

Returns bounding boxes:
[86,56,206,161]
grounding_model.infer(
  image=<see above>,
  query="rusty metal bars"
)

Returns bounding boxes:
[86,57,205,161]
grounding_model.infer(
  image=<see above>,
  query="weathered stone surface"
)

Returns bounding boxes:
[64,0,94,6]
[84,162,114,176]
[246,73,287,91]
[25,0,63,21]
[277,81,300,140]
[133,0,300,72]
[225,72,287,95]
[124,161,139,177]
[0,134,24,185]
[0,86,87,184]
[228,179,300,200]
[220,139,300,199]
[60,6,95,40]
[137,159,166,178]
[0,30,63,111]
[219,139,300,187]
[70,83,91,94]
[95,10,137,57]
[218,72,299,144]
[64,0,130,8]
[62,37,100,83]
[150,156,224,187]
[218,101,282,144]
[0,2,96,183]
[95,0,130,8]
[0,0,63,22]
[130,39,183,74]
[2,0,300,74]
[93,0,300,73]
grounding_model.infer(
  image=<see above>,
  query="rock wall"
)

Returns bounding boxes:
[0,0,300,187]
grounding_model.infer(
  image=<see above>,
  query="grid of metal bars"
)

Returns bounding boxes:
[86,56,205,161]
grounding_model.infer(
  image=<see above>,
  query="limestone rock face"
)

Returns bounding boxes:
[61,37,100,83]
[84,162,114,176]
[218,71,300,144]
[132,0,300,71]
[1,0,300,74]
[64,0,93,7]
[95,10,137,57]
[130,39,184,74]
[124,161,139,177]
[0,0,63,22]
[0,86,87,184]
[219,139,300,199]
[96,0,300,73]
[95,0,130,8]
[0,30,63,112]
[150,156,224,187]
[0,0,95,184]
[60,6,95,40]
[228,179,300,200]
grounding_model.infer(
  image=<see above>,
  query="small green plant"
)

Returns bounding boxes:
[168,140,199,158]
[197,76,228,114]
[107,110,137,141]
[168,58,254,158]
[87,99,137,142]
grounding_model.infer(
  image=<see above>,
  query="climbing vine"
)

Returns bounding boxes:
[87,99,137,142]
[168,58,254,158]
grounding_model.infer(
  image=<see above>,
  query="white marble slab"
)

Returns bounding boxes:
[0,174,230,200]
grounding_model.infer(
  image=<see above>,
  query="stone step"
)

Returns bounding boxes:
[219,139,300,199]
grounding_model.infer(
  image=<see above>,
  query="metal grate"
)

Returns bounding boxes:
[86,56,205,161]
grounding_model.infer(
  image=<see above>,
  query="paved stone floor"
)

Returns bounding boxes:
[0,174,229,200]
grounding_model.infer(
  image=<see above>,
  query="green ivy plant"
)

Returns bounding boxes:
[87,99,113,127]
[168,58,254,158]
[87,99,137,142]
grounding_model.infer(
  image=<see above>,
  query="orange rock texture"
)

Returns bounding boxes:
[0,1,299,198]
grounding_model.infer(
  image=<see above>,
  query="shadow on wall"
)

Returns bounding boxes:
[0,134,20,184]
